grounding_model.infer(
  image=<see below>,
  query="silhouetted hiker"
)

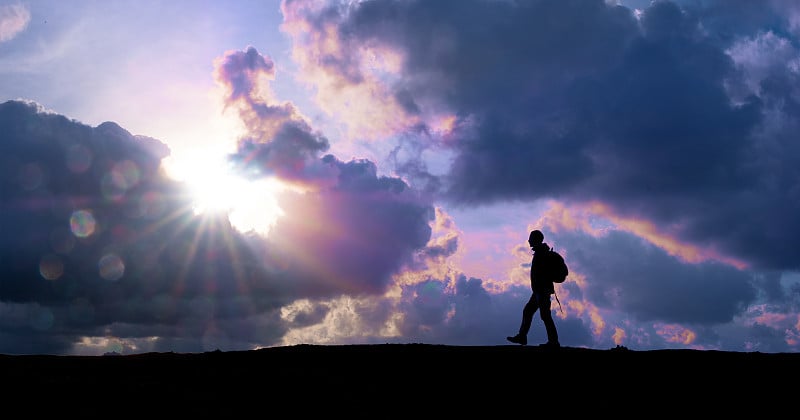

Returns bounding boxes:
[507,229,560,348]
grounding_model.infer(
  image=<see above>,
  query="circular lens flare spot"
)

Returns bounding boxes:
[70,209,97,238]
[98,253,125,281]
[39,254,64,280]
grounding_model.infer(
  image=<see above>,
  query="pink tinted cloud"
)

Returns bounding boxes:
[747,304,800,346]
[527,200,749,348]
[0,4,29,43]
[213,47,297,145]
[213,45,435,297]
[655,323,697,346]
[452,226,524,289]
[280,0,422,140]
[612,327,626,346]
[790,316,800,346]
[214,45,276,105]
[395,207,473,291]
[214,46,338,188]
[537,200,748,270]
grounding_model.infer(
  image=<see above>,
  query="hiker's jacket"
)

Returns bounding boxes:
[531,242,555,295]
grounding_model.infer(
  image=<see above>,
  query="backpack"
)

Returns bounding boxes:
[545,247,569,284]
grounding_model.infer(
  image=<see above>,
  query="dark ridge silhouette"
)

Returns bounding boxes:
[1,344,797,415]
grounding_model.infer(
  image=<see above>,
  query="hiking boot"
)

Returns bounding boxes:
[506,334,527,345]
[539,341,561,349]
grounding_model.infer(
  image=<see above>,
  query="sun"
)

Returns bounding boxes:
[163,152,285,235]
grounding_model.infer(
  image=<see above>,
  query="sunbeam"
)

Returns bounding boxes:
[163,153,285,236]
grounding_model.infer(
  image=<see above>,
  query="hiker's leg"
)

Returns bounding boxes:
[538,293,559,344]
[519,294,537,336]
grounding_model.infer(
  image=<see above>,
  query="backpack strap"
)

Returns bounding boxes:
[554,290,563,313]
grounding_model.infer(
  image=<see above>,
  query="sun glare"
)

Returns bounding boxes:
[163,153,285,235]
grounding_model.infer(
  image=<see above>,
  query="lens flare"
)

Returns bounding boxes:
[70,209,97,238]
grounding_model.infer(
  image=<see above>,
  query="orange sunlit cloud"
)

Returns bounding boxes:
[588,305,607,337]
[536,200,748,270]
[612,327,627,346]
[431,115,457,135]
[656,323,697,345]
[281,2,418,140]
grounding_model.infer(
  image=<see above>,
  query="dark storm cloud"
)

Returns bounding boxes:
[560,229,756,324]
[261,154,435,295]
[0,100,292,353]
[0,98,434,354]
[395,275,509,345]
[688,0,800,43]
[231,121,333,184]
[296,0,800,271]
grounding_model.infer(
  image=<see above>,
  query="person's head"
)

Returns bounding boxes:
[528,230,544,247]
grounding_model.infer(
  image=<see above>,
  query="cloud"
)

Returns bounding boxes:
[2,96,796,353]
[2,0,799,355]
[281,0,800,273]
[561,229,756,324]
[215,46,436,295]
[214,46,336,186]
[0,95,435,354]
[0,40,442,354]
[0,4,29,43]
[280,0,426,140]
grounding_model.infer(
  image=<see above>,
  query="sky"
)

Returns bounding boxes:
[1,0,799,355]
